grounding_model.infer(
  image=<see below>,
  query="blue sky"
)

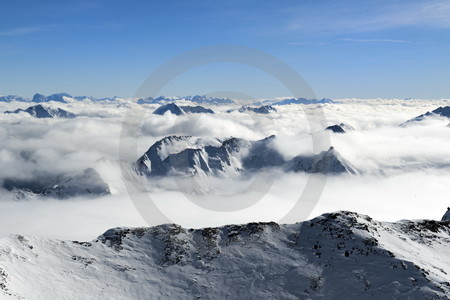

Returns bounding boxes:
[1,0,450,99]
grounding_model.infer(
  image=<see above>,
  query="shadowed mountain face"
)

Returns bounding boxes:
[153,103,214,115]
[2,168,110,200]
[403,106,450,125]
[135,135,357,177]
[153,103,185,115]
[5,104,76,119]
[326,124,346,133]
[0,210,448,299]
[443,208,450,221]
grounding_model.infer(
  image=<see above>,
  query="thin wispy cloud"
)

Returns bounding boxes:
[0,23,123,37]
[0,24,62,37]
[340,38,411,43]
[286,0,450,34]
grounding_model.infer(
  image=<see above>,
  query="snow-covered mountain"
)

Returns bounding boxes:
[0,210,449,299]
[2,168,110,200]
[5,104,76,118]
[153,103,214,115]
[135,135,357,177]
[403,106,450,125]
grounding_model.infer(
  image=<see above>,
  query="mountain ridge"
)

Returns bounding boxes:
[0,210,448,299]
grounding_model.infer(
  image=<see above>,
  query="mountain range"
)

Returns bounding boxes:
[135,135,357,177]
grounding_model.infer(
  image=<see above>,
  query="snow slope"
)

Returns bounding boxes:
[0,211,449,299]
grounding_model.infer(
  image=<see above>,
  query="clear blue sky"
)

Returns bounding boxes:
[1,0,450,99]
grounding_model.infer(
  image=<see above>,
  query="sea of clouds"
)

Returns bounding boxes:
[0,98,449,240]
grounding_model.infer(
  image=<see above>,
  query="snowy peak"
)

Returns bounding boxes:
[286,147,358,175]
[5,104,76,118]
[136,136,247,177]
[311,147,358,174]
[0,211,449,299]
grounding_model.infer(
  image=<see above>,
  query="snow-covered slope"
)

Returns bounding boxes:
[136,135,356,177]
[0,210,448,299]
[5,104,76,118]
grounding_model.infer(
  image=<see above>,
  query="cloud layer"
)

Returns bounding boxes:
[0,98,449,239]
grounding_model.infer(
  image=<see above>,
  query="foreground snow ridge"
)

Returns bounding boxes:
[0,211,449,299]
